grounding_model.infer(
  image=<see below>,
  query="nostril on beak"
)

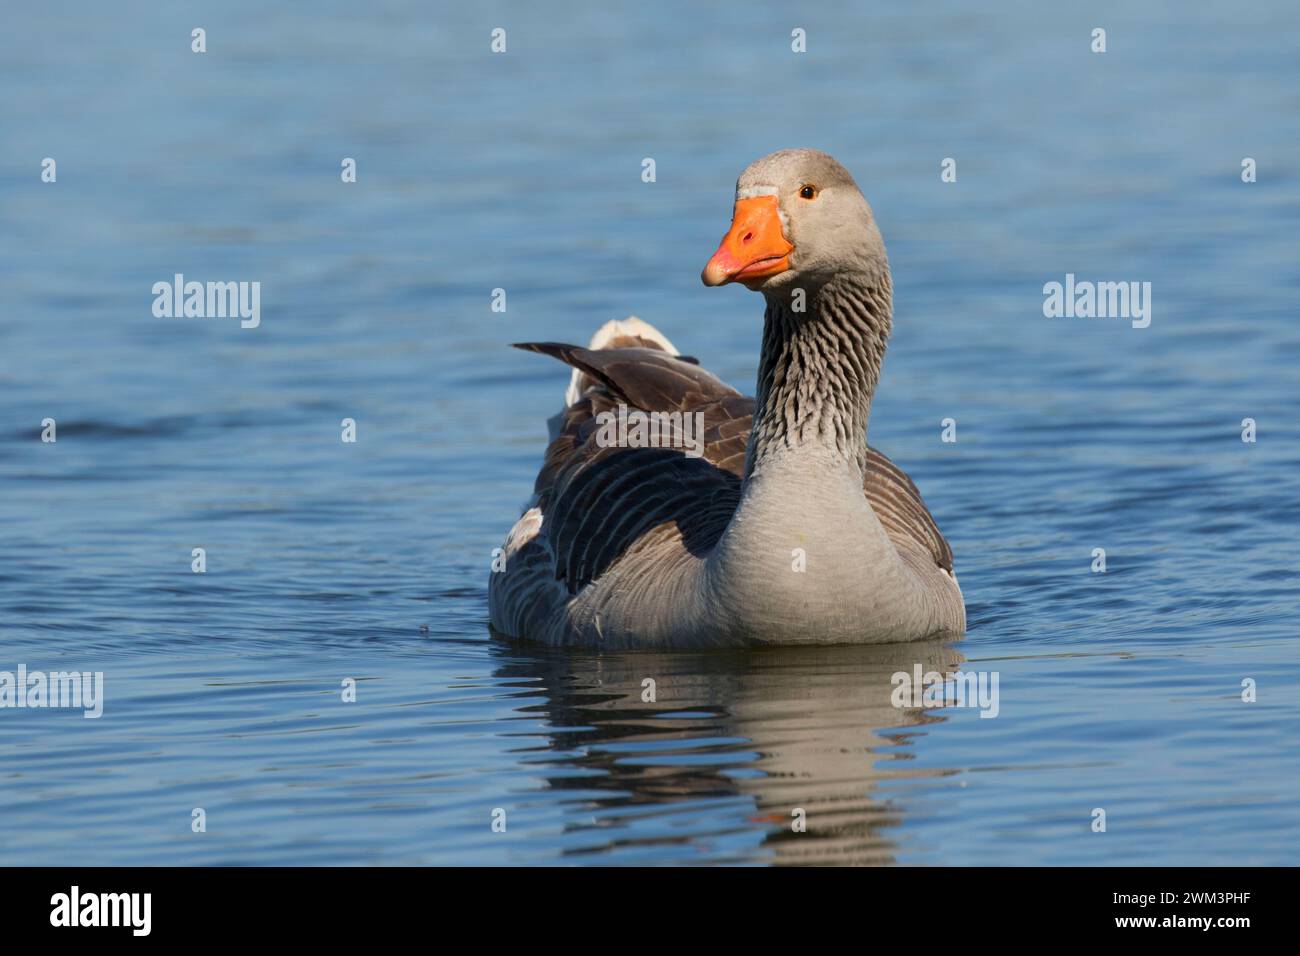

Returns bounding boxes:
[742,232,753,243]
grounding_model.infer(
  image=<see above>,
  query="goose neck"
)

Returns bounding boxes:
[745,272,893,481]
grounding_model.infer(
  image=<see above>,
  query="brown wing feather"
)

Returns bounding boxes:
[864,446,953,573]
[513,340,952,593]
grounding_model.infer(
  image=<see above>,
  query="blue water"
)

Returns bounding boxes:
[3,1,1299,865]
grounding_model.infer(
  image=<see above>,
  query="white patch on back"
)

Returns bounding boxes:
[504,506,544,553]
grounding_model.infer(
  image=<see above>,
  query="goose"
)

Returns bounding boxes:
[489,148,965,647]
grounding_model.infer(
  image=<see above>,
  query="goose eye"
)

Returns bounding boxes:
[799,184,818,200]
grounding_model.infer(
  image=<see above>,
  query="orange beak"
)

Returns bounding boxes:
[701,195,793,287]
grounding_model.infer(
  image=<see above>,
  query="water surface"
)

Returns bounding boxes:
[2,0,1299,864]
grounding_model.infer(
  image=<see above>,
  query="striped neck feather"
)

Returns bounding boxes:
[745,271,893,482]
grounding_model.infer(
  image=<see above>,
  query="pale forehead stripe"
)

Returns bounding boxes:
[733,184,789,231]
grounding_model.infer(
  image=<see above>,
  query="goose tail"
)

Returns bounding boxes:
[562,316,679,406]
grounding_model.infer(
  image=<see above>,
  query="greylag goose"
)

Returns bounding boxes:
[490,149,965,647]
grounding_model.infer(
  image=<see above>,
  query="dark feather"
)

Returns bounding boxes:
[514,338,952,593]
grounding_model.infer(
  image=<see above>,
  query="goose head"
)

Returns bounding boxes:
[701,148,886,296]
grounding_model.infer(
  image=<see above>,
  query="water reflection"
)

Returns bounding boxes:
[491,638,964,865]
